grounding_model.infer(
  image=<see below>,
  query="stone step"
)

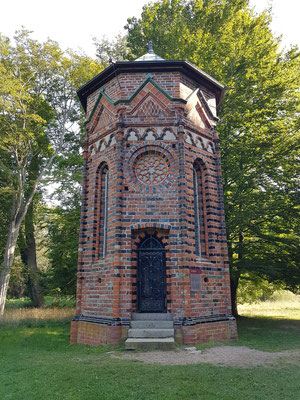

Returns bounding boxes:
[131,320,173,329]
[125,338,175,351]
[132,313,173,321]
[128,328,174,338]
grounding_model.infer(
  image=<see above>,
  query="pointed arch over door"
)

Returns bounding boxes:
[137,235,166,313]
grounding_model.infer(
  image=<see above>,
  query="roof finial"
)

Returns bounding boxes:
[135,42,164,61]
[148,41,154,54]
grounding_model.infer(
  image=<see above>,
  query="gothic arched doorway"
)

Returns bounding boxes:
[137,235,166,313]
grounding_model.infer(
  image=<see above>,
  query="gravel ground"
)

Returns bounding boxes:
[114,346,300,368]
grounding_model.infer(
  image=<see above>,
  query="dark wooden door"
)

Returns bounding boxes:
[137,236,166,313]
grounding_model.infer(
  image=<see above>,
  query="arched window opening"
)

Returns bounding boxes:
[99,165,109,258]
[139,235,164,250]
[193,161,207,257]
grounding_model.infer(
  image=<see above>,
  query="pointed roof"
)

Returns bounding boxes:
[135,41,165,62]
[77,42,226,112]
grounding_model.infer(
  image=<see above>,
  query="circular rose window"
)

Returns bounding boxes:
[135,153,168,185]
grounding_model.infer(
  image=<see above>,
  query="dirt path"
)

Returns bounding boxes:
[114,346,300,368]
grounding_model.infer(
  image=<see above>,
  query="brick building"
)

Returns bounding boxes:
[70,45,237,348]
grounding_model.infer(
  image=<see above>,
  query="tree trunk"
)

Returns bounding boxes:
[230,276,239,317]
[0,219,22,315]
[230,230,244,317]
[25,209,44,307]
[227,240,239,316]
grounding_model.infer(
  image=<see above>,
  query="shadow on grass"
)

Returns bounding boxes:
[192,316,300,352]
[235,315,300,351]
[196,316,300,352]
[0,321,70,352]
[0,320,123,357]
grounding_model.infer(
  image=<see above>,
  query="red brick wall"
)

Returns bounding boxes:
[181,319,237,344]
[71,320,124,346]
[72,67,237,345]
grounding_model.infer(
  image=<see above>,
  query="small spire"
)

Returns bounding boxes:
[148,41,154,53]
[135,41,164,61]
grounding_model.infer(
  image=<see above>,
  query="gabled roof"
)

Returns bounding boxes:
[77,59,226,112]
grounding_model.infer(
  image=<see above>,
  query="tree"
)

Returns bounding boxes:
[46,196,81,296]
[18,200,44,307]
[93,34,132,67]
[125,0,300,314]
[43,111,84,297]
[0,30,101,315]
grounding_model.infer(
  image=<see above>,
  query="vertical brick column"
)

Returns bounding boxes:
[111,124,124,320]
[175,124,190,318]
[76,137,90,316]
[71,137,89,344]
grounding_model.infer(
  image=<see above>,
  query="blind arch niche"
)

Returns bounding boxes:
[95,162,109,258]
[193,159,207,257]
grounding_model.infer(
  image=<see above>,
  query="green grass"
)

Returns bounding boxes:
[43,295,76,308]
[6,295,76,309]
[0,301,299,400]
[5,297,33,310]
[194,316,300,353]
[234,316,300,351]
[238,292,300,320]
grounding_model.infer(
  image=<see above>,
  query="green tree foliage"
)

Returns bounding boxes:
[0,30,102,313]
[46,197,81,295]
[0,150,12,262]
[6,255,28,299]
[43,51,102,297]
[93,34,133,67]
[237,273,283,304]
[125,0,300,313]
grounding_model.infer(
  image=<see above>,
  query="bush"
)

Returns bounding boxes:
[44,295,76,308]
[237,273,283,304]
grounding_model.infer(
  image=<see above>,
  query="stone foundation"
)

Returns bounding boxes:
[71,316,237,346]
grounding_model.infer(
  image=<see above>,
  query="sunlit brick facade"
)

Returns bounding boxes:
[70,53,237,346]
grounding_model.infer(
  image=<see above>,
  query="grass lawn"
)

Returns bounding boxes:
[0,298,299,400]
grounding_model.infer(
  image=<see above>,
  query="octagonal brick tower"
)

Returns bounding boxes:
[70,46,238,346]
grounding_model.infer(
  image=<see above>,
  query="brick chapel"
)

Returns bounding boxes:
[70,44,237,349]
